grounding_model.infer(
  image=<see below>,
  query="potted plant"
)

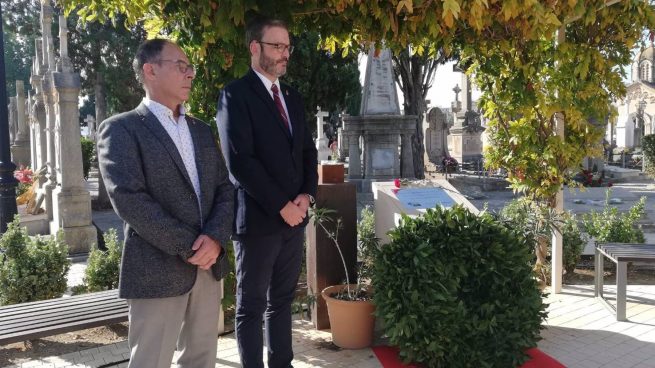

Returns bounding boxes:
[311,207,379,349]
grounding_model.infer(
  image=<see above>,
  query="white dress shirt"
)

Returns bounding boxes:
[253,69,293,135]
[143,98,202,207]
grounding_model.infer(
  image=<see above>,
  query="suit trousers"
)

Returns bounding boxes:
[126,269,222,368]
[234,226,304,368]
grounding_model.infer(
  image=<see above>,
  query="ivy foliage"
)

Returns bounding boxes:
[373,205,546,367]
[60,0,655,200]
[0,217,70,306]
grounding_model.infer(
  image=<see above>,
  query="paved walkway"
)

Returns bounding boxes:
[5,284,655,367]
[4,175,655,367]
[540,285,655,368]
[2,319,383,368]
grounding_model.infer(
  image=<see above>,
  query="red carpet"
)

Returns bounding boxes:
[372,346,565,368]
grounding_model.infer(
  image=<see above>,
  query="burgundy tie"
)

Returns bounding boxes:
[271,84,290,132]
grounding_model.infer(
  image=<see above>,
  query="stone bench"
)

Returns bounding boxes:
[0,289,127,345]
[594,243,655,321]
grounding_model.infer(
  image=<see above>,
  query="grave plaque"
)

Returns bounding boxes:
[395,188,455,211]
[372,148,394,169]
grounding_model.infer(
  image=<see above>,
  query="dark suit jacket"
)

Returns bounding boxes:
[216,69,318,236]
[97,103,234,299]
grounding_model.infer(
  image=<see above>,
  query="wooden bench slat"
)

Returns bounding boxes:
[0,289,129,346]
[0,311,128,346]
[1,305,128,336]
[1,299,128,329]
[0,293,123,320]
[0,290,119,314]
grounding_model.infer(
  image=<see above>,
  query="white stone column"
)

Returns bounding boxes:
[8,97,17,145]
[11,81,31,167]
[315,108,330,161]
[30,51,48,175]
[49,13,96,253]
[41,0,58,223]
[84,115,96,141]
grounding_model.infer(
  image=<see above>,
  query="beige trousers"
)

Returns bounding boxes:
[127,269,222,368]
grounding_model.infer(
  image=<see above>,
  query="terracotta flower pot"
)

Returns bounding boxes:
[321,284,375,349]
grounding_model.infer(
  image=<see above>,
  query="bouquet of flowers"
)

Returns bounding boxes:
[14,166,33,197]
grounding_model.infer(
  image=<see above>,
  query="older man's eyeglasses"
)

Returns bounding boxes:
[257,41,294,54]
[156,59,195,74]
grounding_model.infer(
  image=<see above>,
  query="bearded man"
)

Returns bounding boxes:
[216,16,318,368]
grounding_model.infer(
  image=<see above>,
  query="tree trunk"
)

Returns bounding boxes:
[94,72,112,209]
[392,48,447,179]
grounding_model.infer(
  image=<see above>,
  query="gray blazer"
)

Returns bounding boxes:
[97,103,233,299]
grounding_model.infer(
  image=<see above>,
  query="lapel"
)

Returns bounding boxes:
[246,69,292,142]
[186,116,208,208]
[135,103,194,192]
[281,83,303,152]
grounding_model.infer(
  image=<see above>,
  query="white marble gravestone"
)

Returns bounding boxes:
[372,180,478,244]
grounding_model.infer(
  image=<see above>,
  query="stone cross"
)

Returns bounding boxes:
[451,84,462,113]
[84,115,96,141]
[315,107,331,161]
[41,0,56,72]
[315,107,329,139]
[57,14,72,72]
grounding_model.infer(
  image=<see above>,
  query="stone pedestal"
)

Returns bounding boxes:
[49,69,96,253]
[342,115,416,179]
[306,183,357,329]
[448,125,484,164]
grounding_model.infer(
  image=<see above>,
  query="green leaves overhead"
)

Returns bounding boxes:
[59,0,655,199]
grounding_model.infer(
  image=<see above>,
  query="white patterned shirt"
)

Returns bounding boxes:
[143,98,201,206]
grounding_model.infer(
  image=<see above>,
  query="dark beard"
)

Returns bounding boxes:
[260,53,287,78]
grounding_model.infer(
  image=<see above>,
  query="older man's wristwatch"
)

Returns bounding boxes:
[305,193,315,206]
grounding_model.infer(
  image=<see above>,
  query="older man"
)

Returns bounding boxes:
[97,39,233,368]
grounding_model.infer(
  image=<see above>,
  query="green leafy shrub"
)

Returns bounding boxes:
[0,217,70,305]
[498,199,587,275]
[561,214,587,274]
[643,134,655,179]
[582,190,646,244]
[373,205,546,367]
[80,137,95,180]
[82,228,122,292]
[356,206,379,282]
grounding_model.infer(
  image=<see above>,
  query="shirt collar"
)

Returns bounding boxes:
[253,68,280,94]
[142,97,186,119]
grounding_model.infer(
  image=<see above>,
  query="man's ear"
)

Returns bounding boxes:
[249,41,259,57]
[142,63,156,81]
